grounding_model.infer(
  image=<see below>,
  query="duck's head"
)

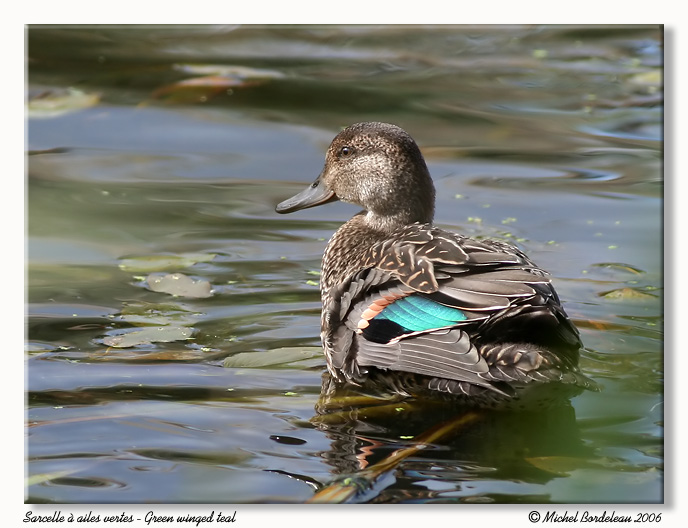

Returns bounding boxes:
[276,122,435,231]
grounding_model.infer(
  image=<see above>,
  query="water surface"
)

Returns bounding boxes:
[26,25,662,504]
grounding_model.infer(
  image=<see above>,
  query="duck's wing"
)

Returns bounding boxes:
[322,225,581,390]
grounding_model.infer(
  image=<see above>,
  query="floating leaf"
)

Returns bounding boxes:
[600,287,657,300]
[525,456,586,476]
[525,455,636,476]
[117,301,200,326]
[223,347,322,369]
[27,87,100,118]
[146,273,213,298]
[119,253,216,272]
[91,347,209,361]
[26,469,81,488]
[172,63,286,80]
[152,75,254,101]
[592,262,644,275]
[102,326,194,348]
[153,65,284,102]
[628,70,662,87]
[26,342,60,354]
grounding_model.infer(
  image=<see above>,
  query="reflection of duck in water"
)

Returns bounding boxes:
[308,397,591,499]
[277,122,598,410]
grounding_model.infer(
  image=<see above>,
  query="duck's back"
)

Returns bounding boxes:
[320,218,594,408]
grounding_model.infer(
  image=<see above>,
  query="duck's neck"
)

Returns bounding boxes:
[363,209,432,233]
[320,213,432,294]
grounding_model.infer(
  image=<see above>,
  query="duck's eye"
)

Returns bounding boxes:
[340,146,353,157]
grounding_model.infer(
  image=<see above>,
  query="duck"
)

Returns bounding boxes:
[276,122,598,409]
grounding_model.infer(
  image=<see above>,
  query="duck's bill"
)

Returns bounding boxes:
[275,177,337,214]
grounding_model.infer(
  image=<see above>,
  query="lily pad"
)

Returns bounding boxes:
[146,273,213,298]
[26,469,82,488]
[525,456,594,476]
[27,87,100,118]
[102,326,195,348]
[119,253,216,272]
[592,262,644,275]
[600,287,657,300]
[525,455,641,476]
[223,346,322,369]
[89,347,210,362]
[117,301,201,326]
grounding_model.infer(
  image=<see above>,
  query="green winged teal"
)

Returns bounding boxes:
[276,122,597,408]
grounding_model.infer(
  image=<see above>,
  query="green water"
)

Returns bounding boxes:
[26,25,662,504]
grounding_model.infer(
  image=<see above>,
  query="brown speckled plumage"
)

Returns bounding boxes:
[277,122,598,408]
